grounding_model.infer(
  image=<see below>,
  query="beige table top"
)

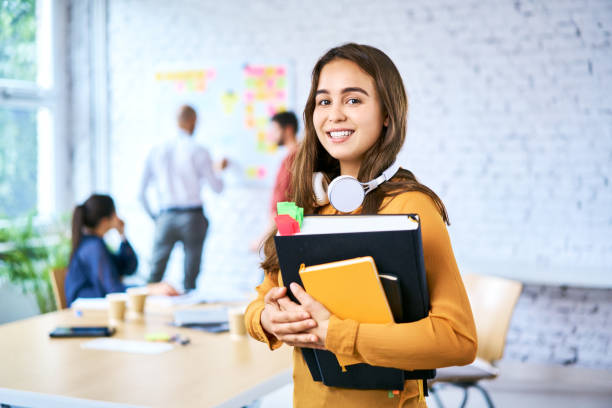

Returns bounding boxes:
[0,306,292,408]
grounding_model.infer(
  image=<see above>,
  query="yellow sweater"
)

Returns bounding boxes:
[245,191,477,408]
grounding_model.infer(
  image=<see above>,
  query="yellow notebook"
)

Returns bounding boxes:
[298,256,394,324]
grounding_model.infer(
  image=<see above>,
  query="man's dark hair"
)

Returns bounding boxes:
[271,111,299,133]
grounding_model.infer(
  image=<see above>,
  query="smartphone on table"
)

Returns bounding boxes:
[49,326,115,338]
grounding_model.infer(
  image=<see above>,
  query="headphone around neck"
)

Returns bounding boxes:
[313,161,401,213]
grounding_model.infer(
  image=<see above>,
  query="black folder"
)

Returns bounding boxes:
[379,274,403,324]
[274,214,436,390]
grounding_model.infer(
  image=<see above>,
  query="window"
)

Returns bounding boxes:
[0,0,37,82]
[0,107,38,216]
[0,0,66,218]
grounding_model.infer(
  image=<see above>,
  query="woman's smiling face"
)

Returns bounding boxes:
[313,58,388,176]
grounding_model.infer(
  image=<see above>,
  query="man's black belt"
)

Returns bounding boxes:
[162,206,203,213]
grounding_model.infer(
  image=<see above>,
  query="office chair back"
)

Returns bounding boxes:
[462,273,523,363]
[50,268,68,310]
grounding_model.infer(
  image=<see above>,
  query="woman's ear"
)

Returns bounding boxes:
[383,115,390,127]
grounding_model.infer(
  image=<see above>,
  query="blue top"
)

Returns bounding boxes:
[65,235,138,306]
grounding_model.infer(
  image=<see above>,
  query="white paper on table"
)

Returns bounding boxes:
[81,338,173,354]
[147,288,251,307]
[147,291,207,307]
[71,297,108,310]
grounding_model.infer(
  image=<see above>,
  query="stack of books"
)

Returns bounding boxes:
[274,214,435,390]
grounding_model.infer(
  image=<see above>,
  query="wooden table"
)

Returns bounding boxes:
[0,306,292,408]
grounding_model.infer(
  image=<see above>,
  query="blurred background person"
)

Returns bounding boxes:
[250,111,299,252]
[65,194,178,306]
[139,105,228,291]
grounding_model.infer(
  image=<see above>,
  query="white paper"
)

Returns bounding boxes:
[290,214,418,236]
[148,287,252,307]
[147,291,208,307]
[173,307,229,326]
[81,338,173,354]
[71,297,108,310]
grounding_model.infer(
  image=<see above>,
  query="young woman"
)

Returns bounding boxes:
[245,43,477,407]
[65,194,178,306]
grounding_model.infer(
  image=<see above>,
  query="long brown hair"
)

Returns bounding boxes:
[261,43,449,275]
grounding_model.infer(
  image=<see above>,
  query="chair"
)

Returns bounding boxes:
[429,273,523,408]
[49,268,68,310]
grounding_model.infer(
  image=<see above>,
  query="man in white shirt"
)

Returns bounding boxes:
[139,105,227,290]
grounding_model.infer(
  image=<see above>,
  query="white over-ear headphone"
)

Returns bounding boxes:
[313,161,401,213]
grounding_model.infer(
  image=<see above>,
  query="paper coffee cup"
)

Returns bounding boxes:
[126,287,148,318]
[228,307,247,339]
[106,293,127,326]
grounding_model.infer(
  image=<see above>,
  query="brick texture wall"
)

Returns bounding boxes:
[68,0,612,368]
[506,284,611,369]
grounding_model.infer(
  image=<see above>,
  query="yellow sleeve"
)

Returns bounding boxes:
[245,271,284,350]
[325,192,478,370]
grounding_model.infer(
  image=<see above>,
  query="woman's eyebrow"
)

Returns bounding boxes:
[315,87,369,96]
[342,87,369,96]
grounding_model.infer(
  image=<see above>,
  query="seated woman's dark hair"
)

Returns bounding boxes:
[70,194,116,260]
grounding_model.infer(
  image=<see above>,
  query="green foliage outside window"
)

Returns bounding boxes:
[0,0,37,81]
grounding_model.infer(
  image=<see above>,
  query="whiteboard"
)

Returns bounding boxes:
[113,62,296,291]
[153,62,295,188]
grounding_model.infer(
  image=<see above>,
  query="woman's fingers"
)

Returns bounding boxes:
[272,318,317,334]
[264,286,287,305]
[289,283,331,322]
[263,286,325,345]
[289,283,313,306]
[277,295,307,313]
[262,303,312,338]
[271,309,311,324]
[279,333,322,349]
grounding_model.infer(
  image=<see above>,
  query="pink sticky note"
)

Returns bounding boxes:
[275,214,300,236]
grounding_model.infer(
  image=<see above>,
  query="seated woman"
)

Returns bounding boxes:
[65,193,179,306]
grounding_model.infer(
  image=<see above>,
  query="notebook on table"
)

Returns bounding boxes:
[173,307,229,332]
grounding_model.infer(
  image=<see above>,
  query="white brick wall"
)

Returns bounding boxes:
[67,0,612,368]
[506,284,612,369]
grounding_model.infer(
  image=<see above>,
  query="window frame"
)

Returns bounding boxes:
[0,0,69,219]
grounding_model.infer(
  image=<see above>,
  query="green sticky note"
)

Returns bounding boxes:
[145,332,170,342]
[388,391,394,398]
[277,201,296,216]
[276,201,303,227]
